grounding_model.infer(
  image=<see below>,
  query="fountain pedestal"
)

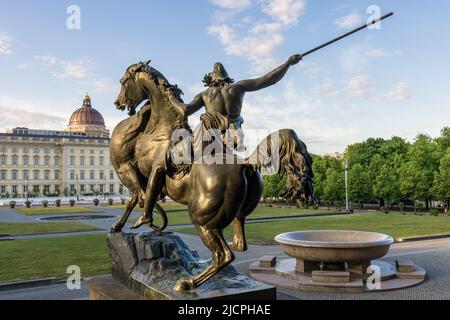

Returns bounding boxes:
[250,231,426,293]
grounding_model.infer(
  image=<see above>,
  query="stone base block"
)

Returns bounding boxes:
[396,259,415,273]
[296,259,319,273]
[259,256,277,268]
[312,271,350,284]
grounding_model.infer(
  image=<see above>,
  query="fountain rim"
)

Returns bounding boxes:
[275,230,394,249]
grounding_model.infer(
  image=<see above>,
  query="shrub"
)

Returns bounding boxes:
[120,198,126,205]
[429,209,440,217]
[55,199,61,207]
[24,200,32,208]
[108,198,114,206]
[93,198,100,206]
[9,201,16,208]
[312,204,319,210]
[42,200,49,208]
[69,199,76,207]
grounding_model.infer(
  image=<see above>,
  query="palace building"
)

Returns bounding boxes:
[0,95,123,198]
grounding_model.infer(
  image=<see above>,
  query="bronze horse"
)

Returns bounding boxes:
[110,61,314,291]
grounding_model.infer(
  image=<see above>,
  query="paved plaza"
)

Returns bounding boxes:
[1,206,450,300]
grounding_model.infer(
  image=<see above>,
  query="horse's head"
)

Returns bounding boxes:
[115,60,151,116]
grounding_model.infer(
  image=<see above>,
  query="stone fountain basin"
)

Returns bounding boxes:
[275,230,394,265]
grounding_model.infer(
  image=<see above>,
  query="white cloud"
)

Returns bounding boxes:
[376,82,410,101]
[259,0,305,26]
[367,48,401,58]
[34,55,93,79]
[0,32,13,55]
[347,75,373,99]
[94,79,119,94]
[335,10,363,30]
[208,0,305,73]
[210,0,252,10]
[312,79,340,97]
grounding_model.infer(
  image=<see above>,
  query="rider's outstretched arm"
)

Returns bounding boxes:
[169,93,205,117]
[236,55,302,92]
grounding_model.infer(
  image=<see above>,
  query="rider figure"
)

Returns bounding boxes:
[168,54,303,155]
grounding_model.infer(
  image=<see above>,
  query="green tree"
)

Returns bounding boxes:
[348,164,372,208]
[399,134,439,210]
[323,167,345,206]
[432,149,450,208]
[373,164,401,208]
[311,154,343,204]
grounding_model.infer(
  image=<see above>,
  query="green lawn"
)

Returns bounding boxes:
[0,222,101,236]
[124,204,337,226]
[176,213,450,244]
[16,207,98,216]
[0,234,109,283]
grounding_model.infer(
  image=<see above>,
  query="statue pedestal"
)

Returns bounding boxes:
[86,232,276,300]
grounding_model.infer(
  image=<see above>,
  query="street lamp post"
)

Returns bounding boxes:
[345,160,349,211]
[75,174,79,201]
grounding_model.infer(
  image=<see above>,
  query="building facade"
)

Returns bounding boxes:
[0,95,123,198]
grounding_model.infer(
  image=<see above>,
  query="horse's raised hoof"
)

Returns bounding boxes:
[110,224,122,233]
[231,242,248,252]
[174,279,195,291]
[131,214,152,229]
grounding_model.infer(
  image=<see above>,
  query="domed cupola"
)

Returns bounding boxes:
[66,95,109,137]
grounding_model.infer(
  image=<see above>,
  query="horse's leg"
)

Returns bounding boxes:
[231,217,247,252]
[174,226,234,291]
[132,164,165,229]
[231,170,263,252]
[110,193,139,233]
[127,162,147,208]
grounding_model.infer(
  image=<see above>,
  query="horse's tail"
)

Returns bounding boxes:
[246,129,315,203]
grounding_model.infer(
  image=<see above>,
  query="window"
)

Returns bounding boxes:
[70,156,75,166]
[99,171,104,180]
[99,184,104,193]
[90,184,95,192]
[0,170,6,180]
[80,170,85,180]
[12,185,18,194]
[54,157,60,166]
[0,146,6,153]
[109,184,114,193]
[44,156,50,166]
[12,147,18,153]
[44,170,50,181]
[44,148,50,154]
[34,156,40,166]
[23,147,29,154]
[70,185,76,192]
[34,147,40,154]
[90,171,95,180]
[110,171,114,180]
[80,156,85,166]
[33,185,40,193]
[0,156,6,165]
[54,185,60,194]
[0,186,6,194]
[80,184,85,192]
[12,170,18,180]
[99,156,104,166]
[23,170,29,180]
[12,156,18,165]
[23,185,28,193]
[23,156,29,166]
[33,170,40,180]
[70,171,75,180]
[44,185,50,194]
[90,157,95,166]
[54,171,60,180]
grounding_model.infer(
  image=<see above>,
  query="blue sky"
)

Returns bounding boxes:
[0,0,449,154]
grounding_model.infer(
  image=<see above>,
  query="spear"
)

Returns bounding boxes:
[300,12,394,58]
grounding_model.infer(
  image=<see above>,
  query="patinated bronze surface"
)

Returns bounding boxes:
[110,60,314,291]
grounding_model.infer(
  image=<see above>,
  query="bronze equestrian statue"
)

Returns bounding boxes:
[132,54,302,228]
[109,60,314,291]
